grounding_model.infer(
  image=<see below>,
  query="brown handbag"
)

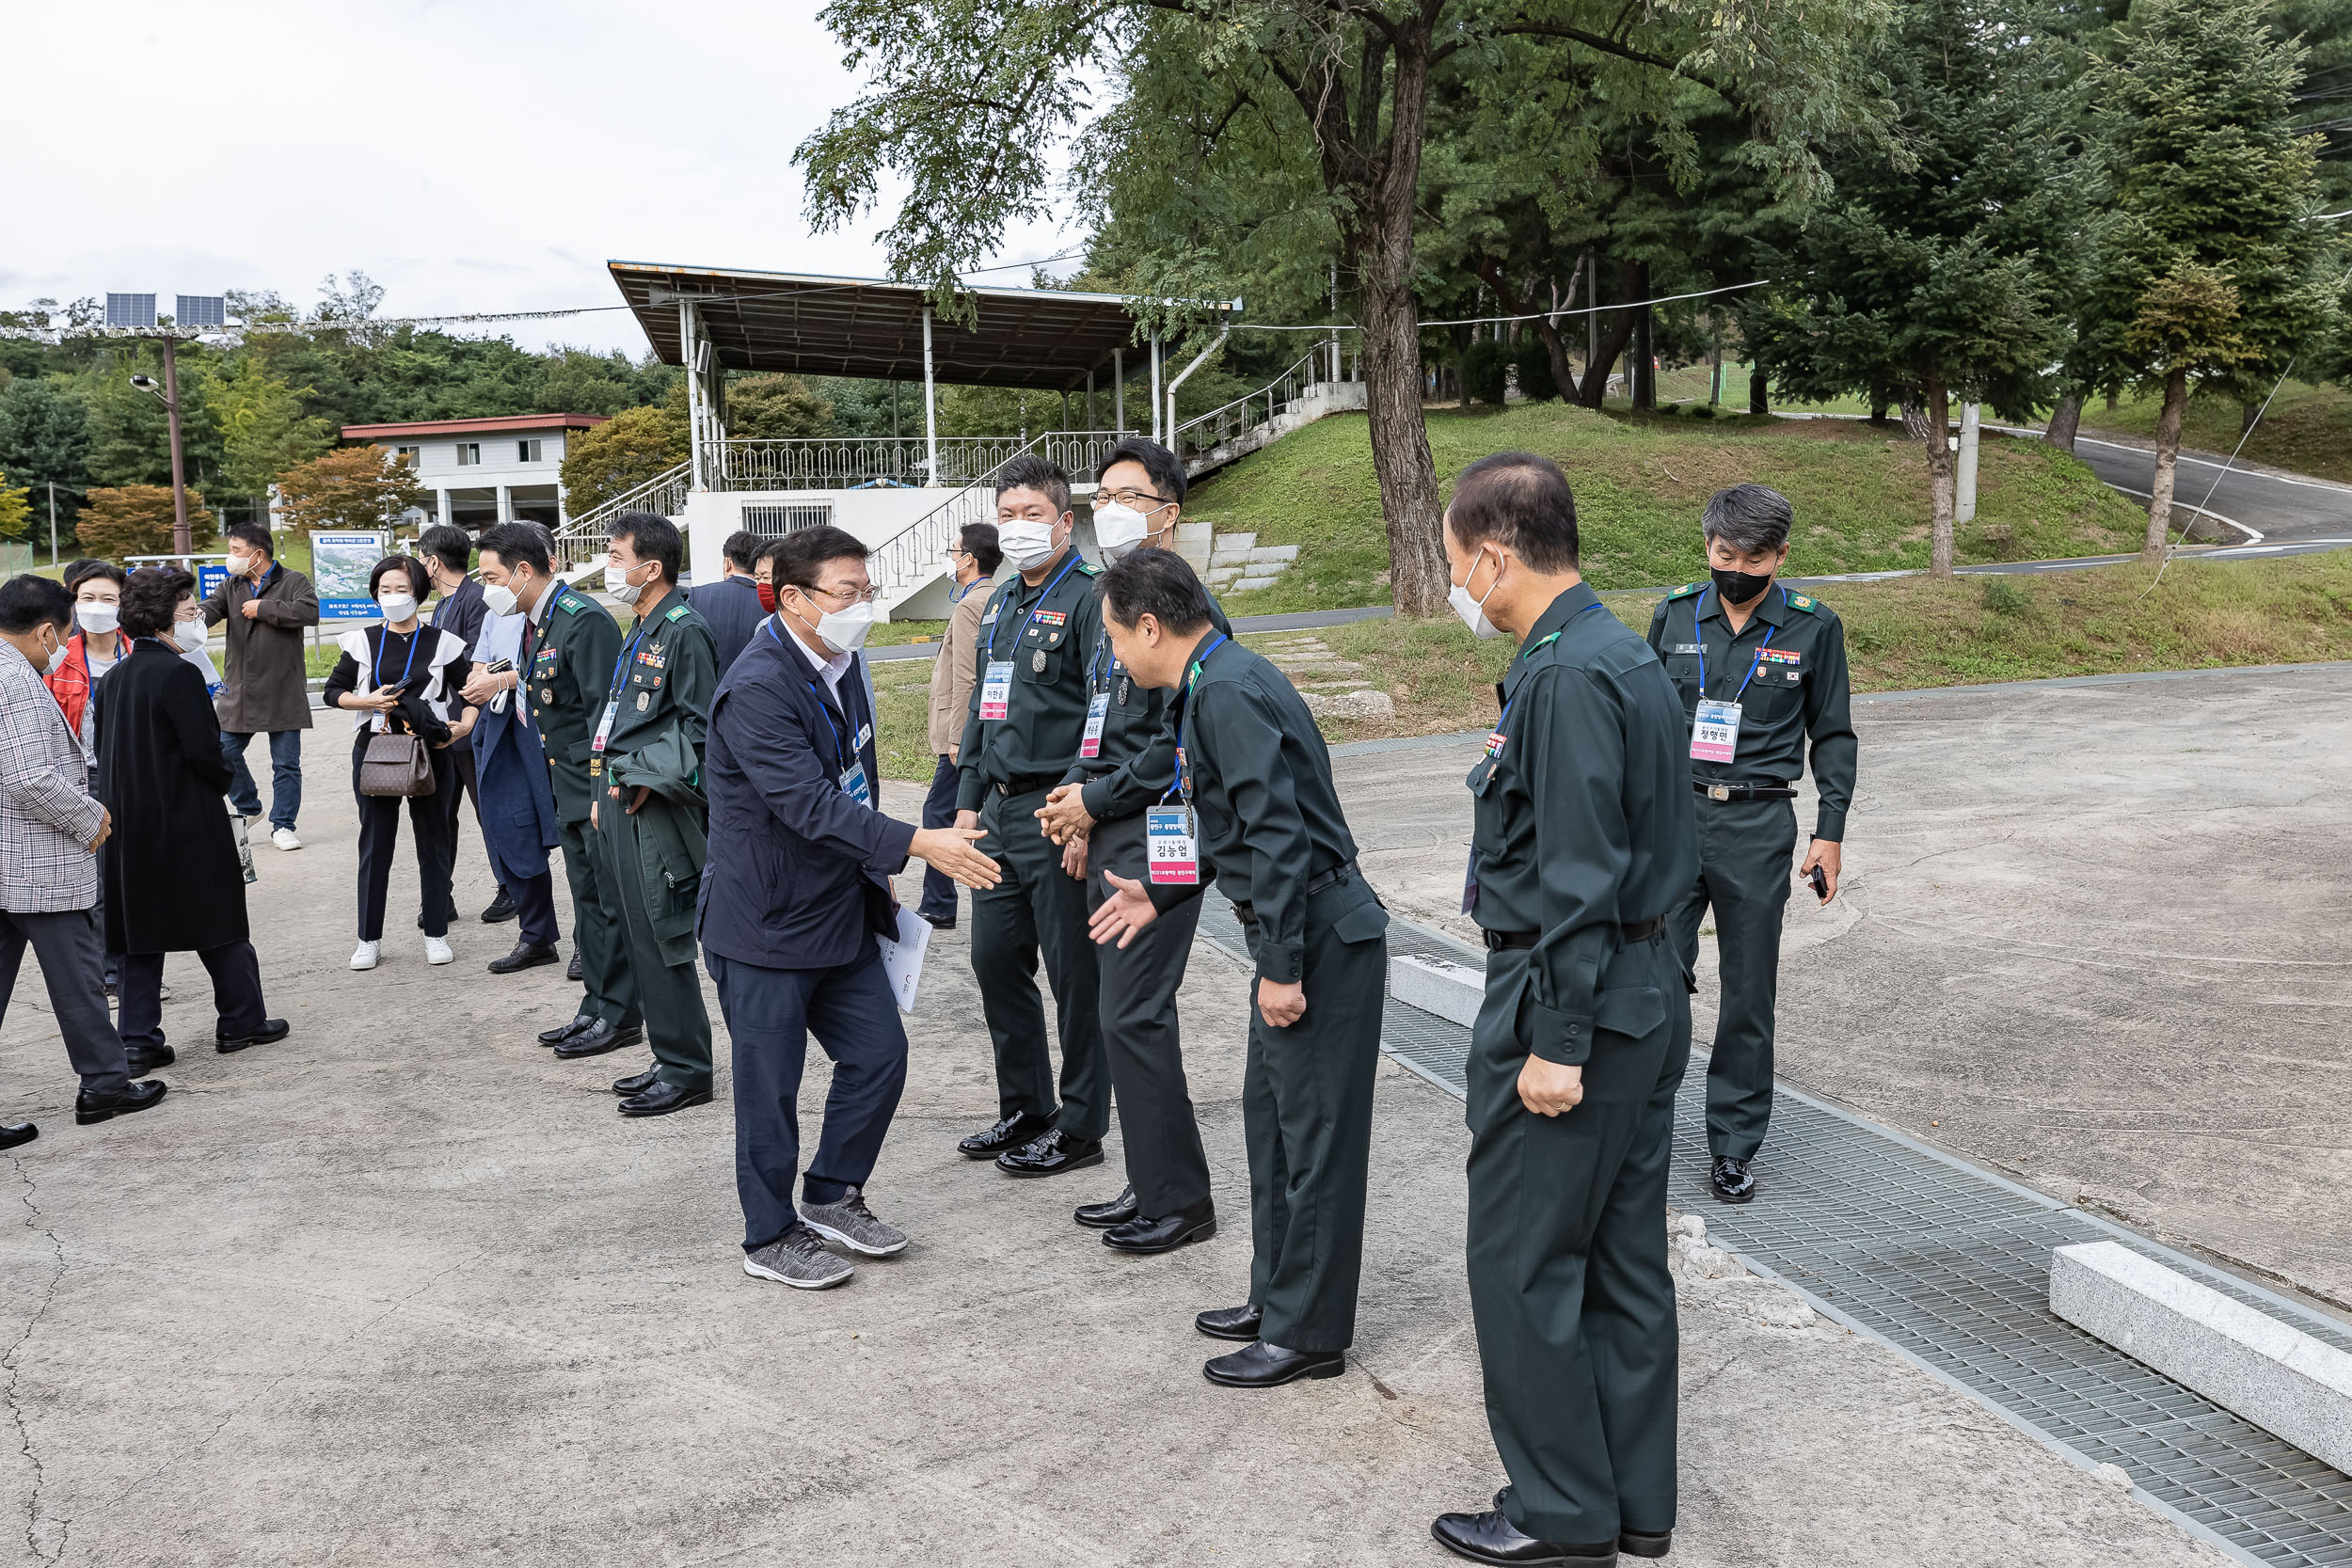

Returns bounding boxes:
[358,731,437,798]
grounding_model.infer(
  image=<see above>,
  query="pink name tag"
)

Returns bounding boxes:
[1691,699,1740,764]
[1147,807,1198,885]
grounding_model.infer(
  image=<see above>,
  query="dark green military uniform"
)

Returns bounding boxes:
[595,584,718,1092]
[1149,634,1387,1353]
[1466,582,1698,1545]
[1060,590,1232,1219]
[526,581,637,1031]
[1646,580,1854,1162]
[956,546,1110,1141]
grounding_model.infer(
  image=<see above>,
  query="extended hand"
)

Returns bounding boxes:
[87,807,112,852]
[1798,838,1842,903]
[1060,834,1088,880]
[955,808,979,832]
[910,826,1001,890]
[460,669,511,705]
[1257,978,1307,1028]
[1034,784,1094,846]
[1088,870,1159,948]
[1518,1055,1584,1117]
[446,715,476,743]
[240,599,261,621]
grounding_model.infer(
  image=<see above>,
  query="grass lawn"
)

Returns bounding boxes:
[1189,403,2145,614]
[2074,378,2352,485]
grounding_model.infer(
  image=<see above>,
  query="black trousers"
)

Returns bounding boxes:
[712,944,908,1253]
[507,868,561,950]
[916,753,961,924]
[351,736,458,942]
[1088,810,1211,1216]
[970,783,1107,1140]
[117,942,267,1054]
[1666,795,1797,1162]
[0,907,129,1092]
[557,814,637,1028]
[442,738,505,911]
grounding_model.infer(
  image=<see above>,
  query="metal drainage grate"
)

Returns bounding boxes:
[1196,895,2352,1567]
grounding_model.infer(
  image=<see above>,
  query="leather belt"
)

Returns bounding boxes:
[1230,862,1359,927]
[1693,780,1797,802]
[993,774,1050,797]
[1484,916,1664,952]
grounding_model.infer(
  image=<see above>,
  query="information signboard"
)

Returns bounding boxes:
[310,531,390,620]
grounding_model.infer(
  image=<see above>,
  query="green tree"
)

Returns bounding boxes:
[78,484,215,559]
[80,345,225,490]
[559,404,688,515]
[0,471,30,543]
[271,446,430,537]
[0,379,90,538]
[725,374,835,439]
[202,358,335,503]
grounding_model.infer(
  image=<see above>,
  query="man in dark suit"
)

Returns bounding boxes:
[420,525,508,924]
[687,529,767,681]
[700,526,999,1291]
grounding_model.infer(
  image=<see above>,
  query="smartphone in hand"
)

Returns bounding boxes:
[1806,864,1829,902]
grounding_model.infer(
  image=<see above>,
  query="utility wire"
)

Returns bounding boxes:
[2136,361,2296,602]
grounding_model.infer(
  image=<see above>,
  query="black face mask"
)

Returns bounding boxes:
[1710,566,1775,606]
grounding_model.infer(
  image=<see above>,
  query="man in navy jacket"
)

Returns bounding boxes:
[699,526,998,1291]
[687,529,767,680]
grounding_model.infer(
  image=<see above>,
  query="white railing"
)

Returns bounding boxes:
[715,432,1133,492]
[551,461,691,571]
[1171,350,1321,463]
[865,433,1052,606]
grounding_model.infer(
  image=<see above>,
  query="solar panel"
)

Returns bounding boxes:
[105,293,156,329]
[176,295,226,329]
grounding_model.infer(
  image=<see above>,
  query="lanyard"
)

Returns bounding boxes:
[985,552,1083,660]
[1695,585,1781,704]
[374,625,422,690]
[1167,632,1231,803]
[608,616,656,699]
[1495,599,1607,731]
[1087,631,1112,692]
[767,619,859,773]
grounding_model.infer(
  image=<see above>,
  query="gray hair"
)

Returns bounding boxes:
[1701,483,1793,554]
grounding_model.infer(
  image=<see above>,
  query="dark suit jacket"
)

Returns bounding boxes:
[696,618,914,971]
[433,576,490,659]
[95,640,248,955]
[688,574,765,682]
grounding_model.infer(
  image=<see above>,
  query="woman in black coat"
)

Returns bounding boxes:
[96,567,288,1061]
[320,555,475,972]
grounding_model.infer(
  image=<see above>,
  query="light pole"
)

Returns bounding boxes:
[130,350,192,557]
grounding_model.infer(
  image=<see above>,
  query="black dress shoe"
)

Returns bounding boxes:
[555,1020,644,1059]
[617,1080,713,1117]
[1710,1155,1756,1205]
[1618,1528,1670,1560]
[1203,1339,1345,1388]
[612,1066,660,1097]
[538,1013,596,1046]
[566,951,583,982]
[216,1019,290,1053]
[481,890,517,924]
[1105,1198,1216,1254]
[995,1129,1104,1178]
[487,942,560,975]
[1196,1304,1263,1341]
[957,1111,1052,1160]
[0,1123,35,1150]
[1429,1506,1617,1565]
[1074,1184,1139,1229]
[918,911,955,930]
[74,1079,167,1126]
[123,1041,174,1075]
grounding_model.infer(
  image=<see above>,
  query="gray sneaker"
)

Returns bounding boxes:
[799,1187,909,1258]
[743,1227,853,1290]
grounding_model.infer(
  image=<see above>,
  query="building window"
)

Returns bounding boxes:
[516,438,543,463]
[741,502,834,537]
[455,443,481,467]
[394,445,420,467]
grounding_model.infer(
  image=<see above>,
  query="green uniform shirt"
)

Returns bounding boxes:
[955,547,1104,813]
[527,583,624,825]
[1470,583,1700,1065]
[1645,580,1857,842]
[1153,635,1362,986]
[598,586,717,770]
[1060,589,1232,824]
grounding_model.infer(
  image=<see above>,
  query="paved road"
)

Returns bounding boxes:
[2041,429,2352,546]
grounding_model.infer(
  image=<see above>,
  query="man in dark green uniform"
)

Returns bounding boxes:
[1646,483,1854,1205]
[952,455,1111,1178]
[1034,437,1230,1254]
[1429,452,1697,1566]
[1089,547,1389,1390]
[467,523,641,1060]
[593,512,718,1117]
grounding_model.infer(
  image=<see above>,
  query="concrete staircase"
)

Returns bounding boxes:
[1202,532,1300,594]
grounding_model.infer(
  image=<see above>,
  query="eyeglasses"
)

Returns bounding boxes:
[800,582,880,605]
[1096,487,1172,511]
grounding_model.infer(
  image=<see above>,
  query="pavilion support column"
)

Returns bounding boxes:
[1149,329,1162,445]
[922,306,940,487]
[1114,350,1125,436]
[1087,369,1097,433]
[679,298,709,492]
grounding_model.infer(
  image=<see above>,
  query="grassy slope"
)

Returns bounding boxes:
[2074,378,2352,486]
[1189,403,2147,613]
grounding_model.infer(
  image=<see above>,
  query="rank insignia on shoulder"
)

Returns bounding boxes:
[1076,562,1101,576]
[556,593,583,614]
[1786,594,1818,611]
[1668,580,1707,599]
[665,604,691,623]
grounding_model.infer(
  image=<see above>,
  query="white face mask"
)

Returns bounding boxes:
[1092,499,1155,562]
[605,562,649,605]
[378,593,419,624]
[812,600,875,655]
[1448,549,1505,641]
[996,518,1060,573]
[78,603,119,636]
[226,551,255,578]
[481,582,519,619]
[34,632,65,675]
[173,617,207,653]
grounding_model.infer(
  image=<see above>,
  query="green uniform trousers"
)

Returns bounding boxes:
[1666,795,1796,1162]
[1237,879,1387,1354]
[558,814,639,1030]
[596,807,712,1093]
[1087,810,1212,1217]
[1467,933,1689,1544]
[972,784,1108,1139]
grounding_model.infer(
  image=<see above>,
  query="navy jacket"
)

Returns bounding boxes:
[471,671,561,885]
[433,576,490,658]
[697,616,916,970]
[688,574,766,682]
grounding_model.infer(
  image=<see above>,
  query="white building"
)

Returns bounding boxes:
[341,413,608,531]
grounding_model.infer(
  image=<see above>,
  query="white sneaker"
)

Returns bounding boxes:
[272,828,303,851]
[350,941,380,971]
[424,936,453,966]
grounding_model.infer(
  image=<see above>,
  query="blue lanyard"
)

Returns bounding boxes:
[767,619,859,773]
[986,552,1083,660]
[374,625,422,690]
[1087,632,1113,692]
[608,617,655,699]
[1695,586,1781,704]
[1166,632,1231,803]
[1495,599,1606,731]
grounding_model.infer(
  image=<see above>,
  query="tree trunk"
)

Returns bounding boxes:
[1899,391,1932,443]
[2046,393,2082,454]
[1575,260,1643,409]
[2241,399,2260,438]
[1631,266,1655,410]
[1869,392,1891,427]
[1925,364,1955,578]
[2146,369,2187,561]
[1748,364,1768,418]
[1472,259,1575,408]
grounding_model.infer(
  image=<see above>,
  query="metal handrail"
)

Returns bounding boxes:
[864,432,1051,602]
[551,461,691,569]
[1170,350,1322,458]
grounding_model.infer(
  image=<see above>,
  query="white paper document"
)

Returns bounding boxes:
[875,905,931,1014]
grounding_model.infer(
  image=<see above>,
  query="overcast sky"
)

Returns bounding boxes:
[9,0,1086,356]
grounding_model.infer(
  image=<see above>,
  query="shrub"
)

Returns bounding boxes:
[1511,338,1560,402]
[1462,340,1510,404]
[77,484,215,558]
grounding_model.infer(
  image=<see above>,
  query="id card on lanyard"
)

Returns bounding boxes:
[979,558,1081,722]
[1151,632,1227,885]
[596,620,652,753]
[1690,592,1774,765]
[980,661,1014,721]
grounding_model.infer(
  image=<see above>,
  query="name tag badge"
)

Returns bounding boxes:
[1146,806,1199,885]
[980,659,1014,721]
[1691,699,1741,764]
[1079,690,1110,759]
[839,761,872,806]
[592,700,618,753]
[854,722,872,752]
